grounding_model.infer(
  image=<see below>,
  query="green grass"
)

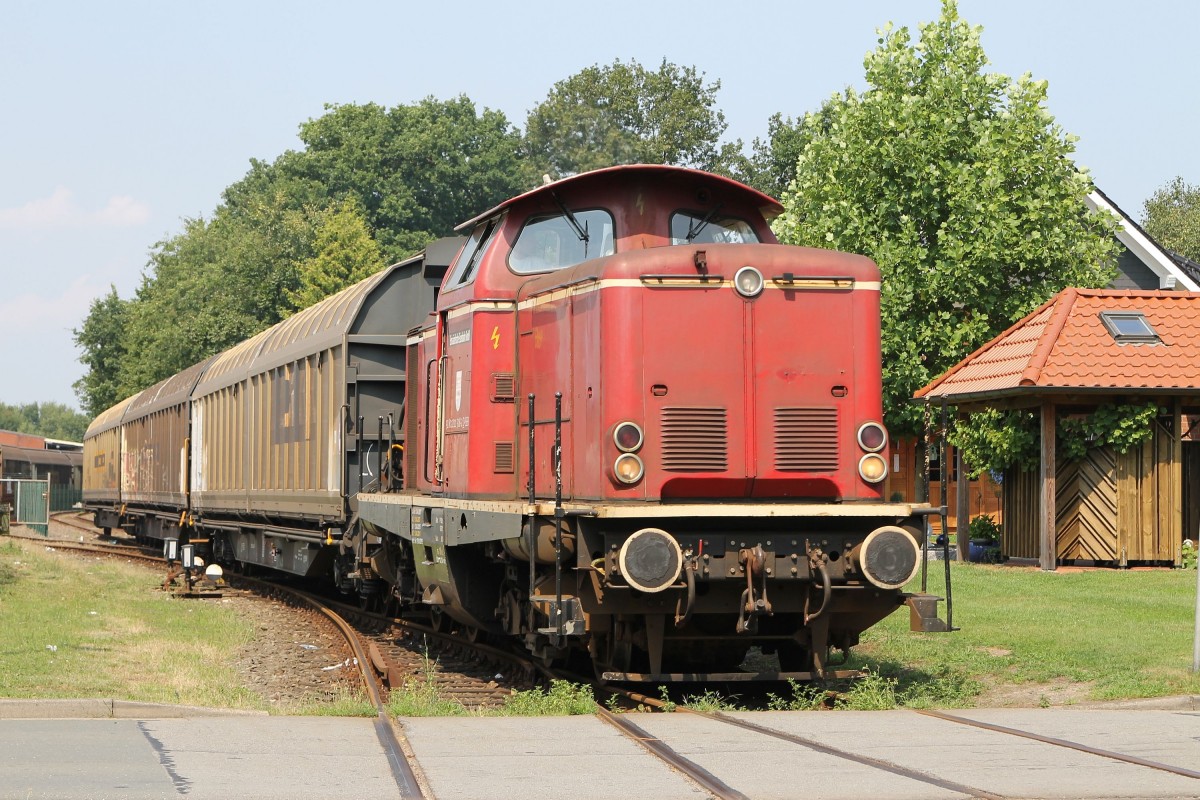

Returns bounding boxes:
[851,561,1200,705]
[6,536,1199,715]
[0,538,266,709]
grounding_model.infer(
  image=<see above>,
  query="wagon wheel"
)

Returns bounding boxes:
[428,606,453,633]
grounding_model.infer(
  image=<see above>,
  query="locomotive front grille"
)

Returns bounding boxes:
[661,407,728,472]
[774,407,839,471]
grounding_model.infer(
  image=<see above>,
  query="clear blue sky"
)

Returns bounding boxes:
[2,0,1196,412]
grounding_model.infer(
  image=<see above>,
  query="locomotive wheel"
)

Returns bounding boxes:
[590,630,634,678]
[428,606,453,633]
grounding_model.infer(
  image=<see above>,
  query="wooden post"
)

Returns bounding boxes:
[956,441,970,562]
[1040,402,1057,571]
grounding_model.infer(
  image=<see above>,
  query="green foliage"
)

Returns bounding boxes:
[498,680,596,716]
[1182,539,1196,570]
[1142,176,1200,262]
[72,287,130,417]
[967,514,1001,544]
[290,97,528,262]
[289,197,385,309]
[948,409,1039,476]
[524,58,745,180]
[744,107,836,200]
[681,690,742,712]
[774,0,1119,435]
[0,402,89,441]
[1057,403,1159,461]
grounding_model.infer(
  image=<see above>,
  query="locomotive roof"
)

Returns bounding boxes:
[455,164,784,231]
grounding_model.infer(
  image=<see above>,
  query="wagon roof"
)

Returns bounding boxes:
[194,259,408,394]
[125,356,216,420]
[917,288,1200,402]
[455,164,784,232]
[84,392,143,438]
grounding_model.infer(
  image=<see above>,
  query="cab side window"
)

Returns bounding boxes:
[446,216,502,287]
[509,209,614,274]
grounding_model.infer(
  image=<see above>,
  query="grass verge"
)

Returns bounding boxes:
[0,538,266,709]
[848,561,1200,706]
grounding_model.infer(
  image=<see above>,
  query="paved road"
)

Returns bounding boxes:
[1,698,1198,799]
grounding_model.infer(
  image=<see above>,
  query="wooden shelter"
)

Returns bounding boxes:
[917,288,1200,570]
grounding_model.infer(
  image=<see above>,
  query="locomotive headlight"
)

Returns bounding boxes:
[858,453,888,483]
[613,453,645,484]
[857,422,888,453]
[612,421,644,452]
[733,266,764,298]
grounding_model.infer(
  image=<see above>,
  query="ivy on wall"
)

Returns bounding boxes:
[947,402,1162,477]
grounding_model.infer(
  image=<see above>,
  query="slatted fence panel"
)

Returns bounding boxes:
[1056,446,1118,562]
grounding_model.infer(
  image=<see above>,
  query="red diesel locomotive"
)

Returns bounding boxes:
[84,165,940,680]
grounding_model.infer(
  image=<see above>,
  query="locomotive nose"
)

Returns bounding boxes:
[852,526,921,590]
[618,528,683,593]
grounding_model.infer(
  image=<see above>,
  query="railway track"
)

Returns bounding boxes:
[24,515,1200,799]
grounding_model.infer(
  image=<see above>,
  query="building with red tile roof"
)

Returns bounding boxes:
[915,288,1200,570]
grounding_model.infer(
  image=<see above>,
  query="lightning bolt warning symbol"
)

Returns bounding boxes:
[490,326,500,349]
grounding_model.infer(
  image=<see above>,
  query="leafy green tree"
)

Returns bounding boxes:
[773,0,1119,434]
[1142,176,1200,262]
[524,58,745,179]
[744,107,842,200]
[73,287,130,417]
[288,97,529,261]
[290,197,385,309]
[0,402,89,441]
[118,197,317,393]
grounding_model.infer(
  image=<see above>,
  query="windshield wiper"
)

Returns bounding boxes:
[685,204,723,243]
[552,191,589,245]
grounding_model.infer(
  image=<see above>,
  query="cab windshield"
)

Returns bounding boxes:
[670,211,759,245]
[509,209,615,273]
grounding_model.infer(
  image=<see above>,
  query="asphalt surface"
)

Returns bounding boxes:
[1,697,1198,799]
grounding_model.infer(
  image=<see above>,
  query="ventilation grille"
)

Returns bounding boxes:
[775,407,839,471]
[661,407,727,472]
[494,442,515,474]
[492,373,516,402]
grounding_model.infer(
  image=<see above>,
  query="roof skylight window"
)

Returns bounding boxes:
[1100,312,1161,344]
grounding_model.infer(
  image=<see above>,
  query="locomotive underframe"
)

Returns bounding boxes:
[356,492,934,678]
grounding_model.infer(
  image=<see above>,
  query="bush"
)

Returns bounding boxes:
[968,514,1001,544]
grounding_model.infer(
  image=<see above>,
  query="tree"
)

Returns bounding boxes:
[73,286,130,417]
[1142,176,1200,263]
[288,97,529,261]
[773,0,1119,434]
[0,401,89,441]
[289,197,385,309]
[524,58,745,179]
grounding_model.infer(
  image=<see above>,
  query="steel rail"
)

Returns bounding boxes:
[237,581,428,799]
[916,708,1200,782]
[594,707,750,800]
[702,710,1005,800]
